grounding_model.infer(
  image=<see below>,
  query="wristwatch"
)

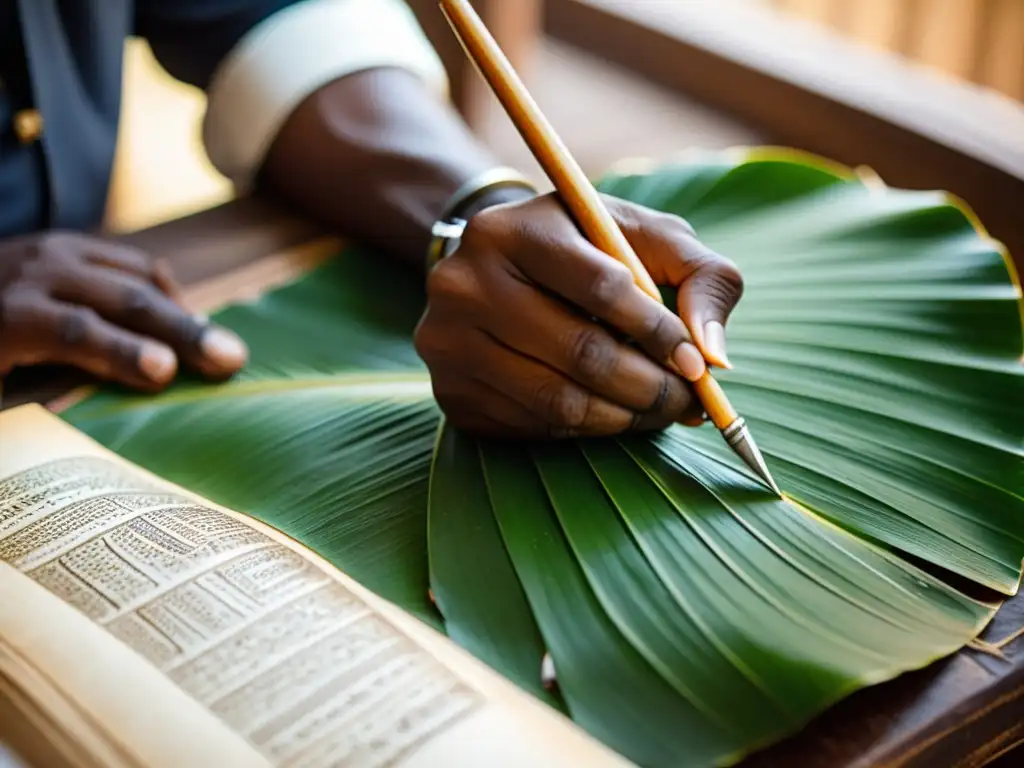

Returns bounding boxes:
[426,166,537,272]
[428,218,471,266]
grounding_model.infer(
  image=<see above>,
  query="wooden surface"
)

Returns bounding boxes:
[544,0,1024,276]
[2,197,1022,766]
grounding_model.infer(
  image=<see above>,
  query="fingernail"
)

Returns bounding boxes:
[683,415,705,428]
[139,343,177,383]
[672,342,706,382]
[703,321,732,369]
[201,326,249,369]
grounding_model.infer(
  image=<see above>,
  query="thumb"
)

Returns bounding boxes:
[600,196,745,369]
[675,255,744,369]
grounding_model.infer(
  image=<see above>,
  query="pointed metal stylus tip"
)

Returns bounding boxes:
[721,418,783,497]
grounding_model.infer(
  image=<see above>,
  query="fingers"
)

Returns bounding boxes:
[47,263,247,380]
[0,232,248,392]
[418,192,743,439]
[606,197,744,369]
[473,260,697,423]
[0,291,178,391]
[417,312,692,439]
[82,241,184,303]
[430,374,549,439]
[467,199,707,382]
[675,258,743,369]
[434,334,635,439]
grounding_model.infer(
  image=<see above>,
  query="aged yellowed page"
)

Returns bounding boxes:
[0,404,631,768]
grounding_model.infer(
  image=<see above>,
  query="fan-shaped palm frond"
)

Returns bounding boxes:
[66,148,1024,767]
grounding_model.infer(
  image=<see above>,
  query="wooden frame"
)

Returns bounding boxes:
[543,0,1024,271]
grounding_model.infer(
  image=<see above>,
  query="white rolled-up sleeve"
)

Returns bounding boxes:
[202,0,450,190]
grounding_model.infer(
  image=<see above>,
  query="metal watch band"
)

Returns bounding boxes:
[425,166,537,271]
[428,218,470,266]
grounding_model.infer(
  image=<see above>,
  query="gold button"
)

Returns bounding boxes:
[13,108,43,144]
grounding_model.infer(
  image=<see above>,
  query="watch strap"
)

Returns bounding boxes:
[426,167,537,271]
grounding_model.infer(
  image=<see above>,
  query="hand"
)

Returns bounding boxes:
[414,194,744,439]
[0,231,248,391]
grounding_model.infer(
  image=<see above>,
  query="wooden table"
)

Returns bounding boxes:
[2,196,1021,767]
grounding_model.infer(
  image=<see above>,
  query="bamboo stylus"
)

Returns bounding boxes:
[438,0,781,496]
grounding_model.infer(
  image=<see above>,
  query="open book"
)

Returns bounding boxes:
[0,404,628,768]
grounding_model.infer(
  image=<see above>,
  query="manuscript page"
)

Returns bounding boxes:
[0,404,630,768]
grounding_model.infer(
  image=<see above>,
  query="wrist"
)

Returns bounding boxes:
[426,167,538,271]
[458,180,538,222]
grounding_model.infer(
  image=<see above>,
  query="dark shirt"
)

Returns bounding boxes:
[0,1,48,235]
[0,0,297,239]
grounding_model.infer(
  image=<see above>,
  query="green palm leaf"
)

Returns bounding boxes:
[66,254,443,625]
[65,148,1023,767]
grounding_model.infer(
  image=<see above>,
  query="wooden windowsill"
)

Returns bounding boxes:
[545,0,1024,268]
[549,0,1024,179]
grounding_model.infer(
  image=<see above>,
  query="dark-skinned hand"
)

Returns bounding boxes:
[0,231,248,390]
[415,193,744,440]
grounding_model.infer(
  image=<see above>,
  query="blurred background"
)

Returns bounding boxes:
[104,0,1024,234]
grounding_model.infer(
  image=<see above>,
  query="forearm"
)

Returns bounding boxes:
[257,68,534,269]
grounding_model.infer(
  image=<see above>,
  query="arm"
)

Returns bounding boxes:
[140,0,527,267]
[264,65,744,438]
[141,0,745,438]
[258,67,534,267]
